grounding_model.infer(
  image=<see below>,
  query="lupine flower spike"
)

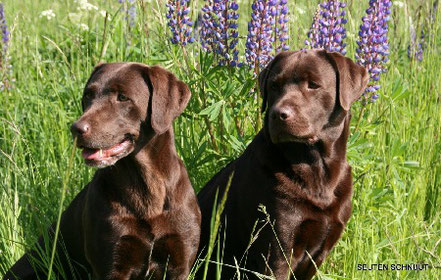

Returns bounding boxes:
[245,0,277,75]
[118,0,136,27]
[200,0,240,66]
[0,3,8,56]
[0,2,11,92]
[408,1,438,62]
[356,0,392,102]
[273,0,290,54]
[305,1,348,55]
[166,0,195,46]
[407,22,425,62]
[305,6,321,50]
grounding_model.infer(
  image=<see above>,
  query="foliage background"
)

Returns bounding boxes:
[0,0,440,279]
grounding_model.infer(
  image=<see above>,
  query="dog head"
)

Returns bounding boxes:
[259,49,369,144]
[71,63,191,168]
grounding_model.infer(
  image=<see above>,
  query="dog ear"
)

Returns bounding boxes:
[325,51,369,111]
[145,66,191,134]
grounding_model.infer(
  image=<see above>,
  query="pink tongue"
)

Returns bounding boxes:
[82,140,131,160]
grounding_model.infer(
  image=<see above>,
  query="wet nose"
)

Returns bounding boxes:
[71,120,90,136]
[271,107,293,121]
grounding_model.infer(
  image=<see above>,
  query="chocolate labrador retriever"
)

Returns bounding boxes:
[4,63,201,280]
[197,50,369,279]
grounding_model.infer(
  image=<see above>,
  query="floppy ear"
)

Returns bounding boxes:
[325,51,369,111]
[145,65,191,134]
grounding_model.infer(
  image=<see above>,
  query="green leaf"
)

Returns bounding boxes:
[199,101,224,121]
[222,106,231,130]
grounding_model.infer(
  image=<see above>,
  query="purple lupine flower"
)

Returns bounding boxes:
[273,0,290,54]
[166,0,195,46]
[407,1,438,62]
[0,4,8,47]
[0,2,11,92]
[356,0,392,102]
[245,0,278,75]
[199,0,240,67]
[305,6,321,50]
[127,0,136,27]
[305,1,348,55]
[118,0,136,27]
[407,24,425,62]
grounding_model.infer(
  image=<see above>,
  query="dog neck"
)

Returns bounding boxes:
[103,129,180,219]
[261,113,351,208]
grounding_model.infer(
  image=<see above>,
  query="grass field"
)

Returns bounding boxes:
[0,0,440,279]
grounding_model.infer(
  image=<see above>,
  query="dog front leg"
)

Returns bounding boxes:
[94,235,151,280]
[296,222,345,280]
[151,234,197,280]
[267,242,304,280]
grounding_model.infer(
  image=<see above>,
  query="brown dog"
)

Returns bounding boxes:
[4,63,201,280]
[197,50,369,279]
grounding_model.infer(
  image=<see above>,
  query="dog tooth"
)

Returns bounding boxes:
[99,149,103,157]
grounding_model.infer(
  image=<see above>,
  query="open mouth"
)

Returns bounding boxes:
[80,137,134,167]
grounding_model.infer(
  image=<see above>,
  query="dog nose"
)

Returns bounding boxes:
[71,121,90,136]
[271,107,293,121]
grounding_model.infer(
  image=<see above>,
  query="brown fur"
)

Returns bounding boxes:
[4,63,201,280]
[197,50,369,280]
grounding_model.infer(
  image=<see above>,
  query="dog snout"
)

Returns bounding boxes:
[271,107,293,122]
[71,120,90,137]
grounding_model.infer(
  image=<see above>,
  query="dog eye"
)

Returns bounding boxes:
[308,81,321,89]
[117,93,129,102]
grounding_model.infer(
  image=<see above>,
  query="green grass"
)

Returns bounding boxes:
[1,0,440,279]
